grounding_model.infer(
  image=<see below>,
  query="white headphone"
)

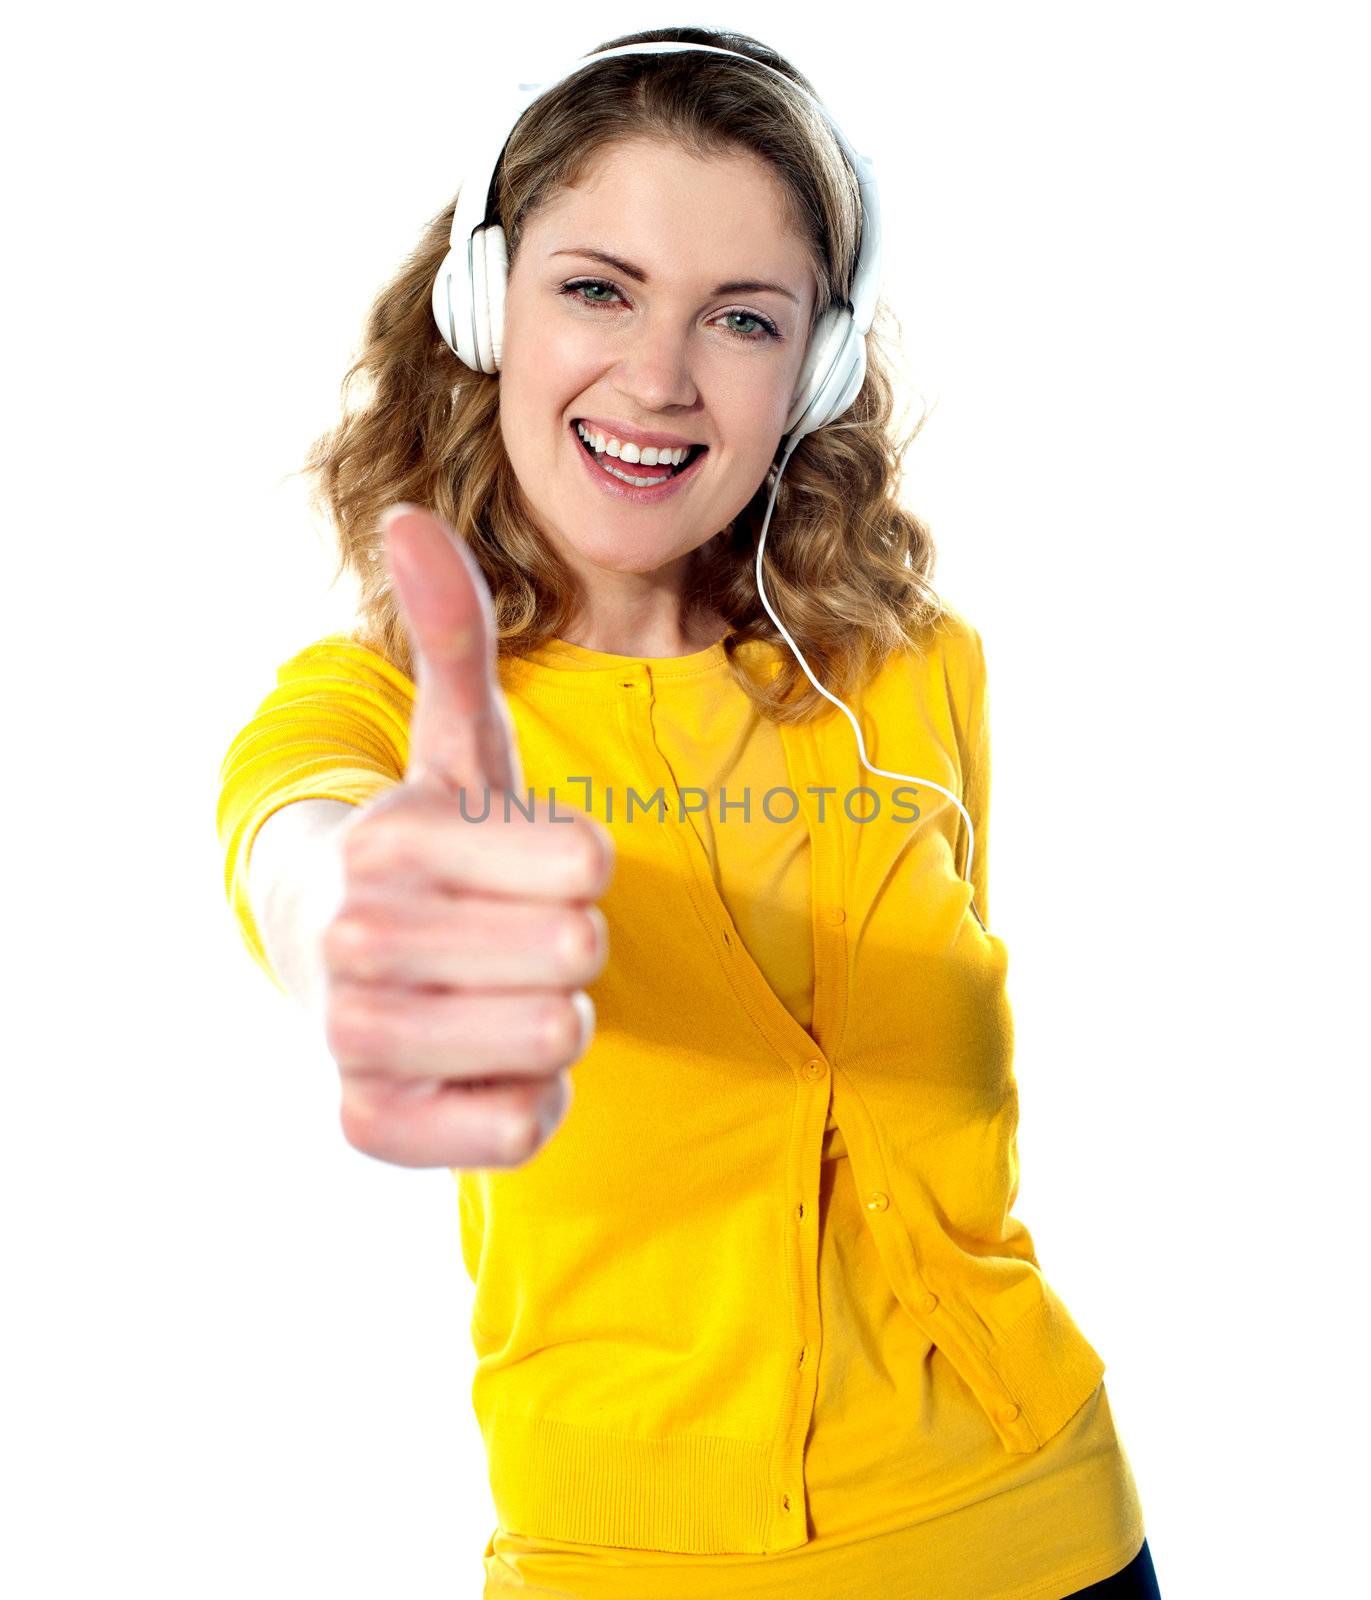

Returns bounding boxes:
[431,40,980,924]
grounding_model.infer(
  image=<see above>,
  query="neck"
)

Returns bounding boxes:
[561,610,729,658]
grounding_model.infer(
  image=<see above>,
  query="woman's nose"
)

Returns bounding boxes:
[610,324,699,413]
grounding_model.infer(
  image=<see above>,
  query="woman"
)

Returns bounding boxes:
[217,25,1161,1599]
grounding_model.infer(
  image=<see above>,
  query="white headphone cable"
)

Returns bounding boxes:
[753,434,981,925]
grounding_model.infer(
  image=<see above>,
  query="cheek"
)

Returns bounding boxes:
[500,289,583,379]
[710,377,793,452]
[519,313,608,371]
[728,345,803,417]
[499,352,580,446]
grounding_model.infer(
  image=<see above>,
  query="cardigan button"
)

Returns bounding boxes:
[998,1404,1021,1424]
[802,1057,827,1080]
[824,906,846,926]
[866,1191,889,1211]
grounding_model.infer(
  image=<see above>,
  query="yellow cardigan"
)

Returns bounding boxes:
[216,614,1145,1594]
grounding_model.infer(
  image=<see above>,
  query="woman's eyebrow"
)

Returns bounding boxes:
[550,246,801,305]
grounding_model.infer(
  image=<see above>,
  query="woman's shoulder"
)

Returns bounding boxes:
[871,600,986,698]
[926,599,985,660]
[275,630,417,703]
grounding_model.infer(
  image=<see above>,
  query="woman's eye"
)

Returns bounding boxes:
[560,279,622,307]
[723,311,771,337]
[558,279,780,342]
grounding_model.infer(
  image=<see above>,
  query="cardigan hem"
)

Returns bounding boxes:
[485,1409,786,1555]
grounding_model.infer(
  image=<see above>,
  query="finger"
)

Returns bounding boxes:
[341,788,616,902]
[339,1069,573,1170]
[326,986,595,1082]
[382,503,524,799]
[324,895,609,990]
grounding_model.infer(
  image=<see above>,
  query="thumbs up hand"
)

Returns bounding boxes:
[321,505,614,1170]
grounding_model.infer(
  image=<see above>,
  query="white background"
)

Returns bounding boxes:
[6,2,1365,1595]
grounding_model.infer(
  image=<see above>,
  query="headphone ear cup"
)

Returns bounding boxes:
[479,225,509,373]
[431,242,468,367]
[826,328,868,420]
[784,306,865,440]
[470,225,508,374]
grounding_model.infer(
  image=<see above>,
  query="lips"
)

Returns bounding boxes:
[571,421,707,478]
[568,420,711,502]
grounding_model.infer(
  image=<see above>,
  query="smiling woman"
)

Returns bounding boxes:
[219,22,1159,1600]
[490,133,819,590]
[286,25,943,720]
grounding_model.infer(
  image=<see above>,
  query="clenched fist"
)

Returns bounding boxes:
[322,504,614,1169]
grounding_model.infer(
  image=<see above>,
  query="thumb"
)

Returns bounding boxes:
[382,503,524,800]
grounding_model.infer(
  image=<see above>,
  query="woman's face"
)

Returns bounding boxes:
[498,136,818,580]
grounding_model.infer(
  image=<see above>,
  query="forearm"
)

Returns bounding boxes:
[246,798,357,1014]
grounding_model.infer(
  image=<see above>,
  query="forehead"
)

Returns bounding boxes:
[524,138,815,294]
[567,134,777,184]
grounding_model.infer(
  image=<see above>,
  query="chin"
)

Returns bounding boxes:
[572,535,695,574]
[543,502,708,567]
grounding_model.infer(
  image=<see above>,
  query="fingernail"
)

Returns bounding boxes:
[381,502,422,536]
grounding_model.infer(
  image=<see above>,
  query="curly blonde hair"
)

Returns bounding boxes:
[294,24,946,725]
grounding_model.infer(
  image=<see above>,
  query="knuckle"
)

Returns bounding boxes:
[325,991,390,1072]
[382,819,430,877]
[534,995,582,1066]
[564,821,613,896]
[498,1115,543,1165]
[550,907,603,980]
[582,905,609,976]
[338,1081,385,1155]
[347,810,426,879]
[322,912,375,973]
[341,816,388,875]
[587,819,616,884]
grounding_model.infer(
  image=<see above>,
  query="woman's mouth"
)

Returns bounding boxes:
[569,420,709,502]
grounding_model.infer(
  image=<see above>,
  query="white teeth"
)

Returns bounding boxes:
[602,462,671,487]
[576,421,694,468]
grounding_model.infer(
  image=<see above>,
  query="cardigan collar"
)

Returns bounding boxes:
[500,634,783,694]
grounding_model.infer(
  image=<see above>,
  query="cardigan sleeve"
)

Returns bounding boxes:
[959,622,992,932]
[215,635,413,991]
